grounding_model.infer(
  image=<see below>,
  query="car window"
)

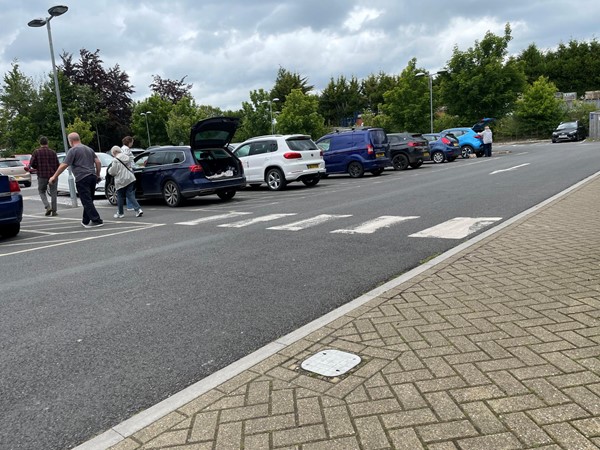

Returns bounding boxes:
[96,153,113,167]
[249,141,274,156]
[234,144,250,158]
[145,152,166,166]
[316,139,331,152]
[133,154,149,168]
[164,151,185,164]
[0,160,23,168]
[369,129,388,145]
[286,138,318,151]
[388,135,399,144]
[557,122,576,130]
[194,149,232,160]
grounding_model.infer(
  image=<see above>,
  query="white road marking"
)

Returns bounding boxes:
[332,216,419,234]
[267,214,352,231]
[409,217,502,239]
[490,163,530,174]
[176,212,252,226]
[218,213,297,228]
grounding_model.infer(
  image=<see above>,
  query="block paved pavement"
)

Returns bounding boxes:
[97,173,600,450]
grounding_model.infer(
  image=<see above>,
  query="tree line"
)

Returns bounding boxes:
[1,23,599,154]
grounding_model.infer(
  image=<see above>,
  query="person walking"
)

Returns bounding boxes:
[121,136,135,210]
[29,136,59,216]
[107,146,143,218]
[482,125,493,157]
[49,132,104,228]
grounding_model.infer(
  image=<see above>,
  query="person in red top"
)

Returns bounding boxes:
[29,136,60,216]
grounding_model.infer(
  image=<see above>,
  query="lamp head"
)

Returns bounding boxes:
[48,5,68,17]
[415,72,428,78]
[28,18,47,27]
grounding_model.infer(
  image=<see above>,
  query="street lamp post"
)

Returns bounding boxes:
[140,111,152,147]
[261,98,279,134]
[416,70,447,134]
[28,5,77,206]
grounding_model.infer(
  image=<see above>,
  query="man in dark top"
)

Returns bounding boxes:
[29,136,60,216]
[49,132,104,228]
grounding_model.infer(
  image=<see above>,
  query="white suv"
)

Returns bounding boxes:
[233,135,326,191]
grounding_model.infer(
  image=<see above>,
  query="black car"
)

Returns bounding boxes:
[552,120,586,143]
[105,117,245,207]
[386,132,429,170]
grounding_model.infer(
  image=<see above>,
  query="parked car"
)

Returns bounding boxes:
[422,133,461,163]
[56,152,113,195]
[552,120,586,143]
[315,128,390,178]
[386,132,429,170]
[13,154,34,173]
[105,116,245,207]
[0,158,32,187]
[0,175,23,238]
[440,127,484,158]
[233,135,325,191]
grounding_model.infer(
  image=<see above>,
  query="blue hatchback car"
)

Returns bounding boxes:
[440,127,484,158]
[315,128,390,177]
[105,117,246,207]
[422,133,461,163]
[0,175,23,238]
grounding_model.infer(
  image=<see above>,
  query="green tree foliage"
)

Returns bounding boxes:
[276,89,326,138]
[236,89,272,142]
[542,39,600,96]
[167,96,201,145]
[441,24,526,123]
[67,116,94,145]
[270,67,314,108]
[514,76,564,137]
[132,94,173,147]
[318,75,365,127]
[380,59,430,132]
[518,44,547,86]
[361,72,398,115]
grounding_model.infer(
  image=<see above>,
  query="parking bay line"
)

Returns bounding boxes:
[409,217,502,239]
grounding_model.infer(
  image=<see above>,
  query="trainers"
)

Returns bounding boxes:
[127,207,134,211]
[88,221,104,228]
[114,213,124,219]
[45,208,52,216]
[135,209,143,217]
[51,211,58,217]
[81,221,90,228]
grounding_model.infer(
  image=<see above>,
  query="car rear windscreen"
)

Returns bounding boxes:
[286,138,318,151]
[369,130,387,145]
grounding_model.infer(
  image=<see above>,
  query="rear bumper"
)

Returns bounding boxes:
[0,194,23,224]
[183,176,246,196]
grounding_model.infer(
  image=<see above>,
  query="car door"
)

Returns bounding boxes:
[239,140,275,182]
[137,151,166,196]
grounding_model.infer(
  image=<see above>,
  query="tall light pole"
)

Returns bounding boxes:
[140,111,152,147]
[261,98,279,134]
[28,5,77,206]
[415,70,447,133]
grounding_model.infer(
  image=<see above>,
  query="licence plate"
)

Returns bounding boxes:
[423,152,430,158]
[560,134,567,138]
[307,164,319,169]
[376,152,385,158]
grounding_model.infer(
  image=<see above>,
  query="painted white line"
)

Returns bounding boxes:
[175,212,251,226]
[218,213,296,228]
[267,214,352,231]
[490,163,530,174]
[410,217,502,239]
[332,215,419,234]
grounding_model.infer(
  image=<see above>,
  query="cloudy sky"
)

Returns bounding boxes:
[1,0,598,110]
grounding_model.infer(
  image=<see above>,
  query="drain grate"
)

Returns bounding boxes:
[301,349,361,377]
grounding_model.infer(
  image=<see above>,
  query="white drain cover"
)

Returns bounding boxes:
[301,349,361,377]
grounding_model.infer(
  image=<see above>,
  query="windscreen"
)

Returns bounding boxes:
[369,129,388,145]
[286,138,318,151]
[0,160,22,168]
[557,122,576,130]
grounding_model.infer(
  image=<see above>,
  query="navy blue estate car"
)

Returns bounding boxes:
[0,174,23,238]
[105,117,245,207]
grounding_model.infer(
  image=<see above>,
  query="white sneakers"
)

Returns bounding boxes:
[114,209,143,218]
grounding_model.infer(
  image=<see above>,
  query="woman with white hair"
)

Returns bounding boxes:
[107,145,143,218]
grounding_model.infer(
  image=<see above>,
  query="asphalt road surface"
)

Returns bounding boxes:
[1,139,599,449]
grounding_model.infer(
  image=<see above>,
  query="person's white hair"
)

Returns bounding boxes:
[110,145,122,156]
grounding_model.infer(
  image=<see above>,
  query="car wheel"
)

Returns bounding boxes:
[302,176,320,187]
[105,181,117,206]
[163,180,183,207]
[551,139,557,143]
[410,161,423,169]
[391,153,409,170]
[217,189,236,200]
[265,168,286,191]
[432,151,445,164]
[461,146,473,159]
[347,161,364,178]
[0,223,20,238]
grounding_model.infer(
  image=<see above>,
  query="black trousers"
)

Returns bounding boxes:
[76,175,102,224]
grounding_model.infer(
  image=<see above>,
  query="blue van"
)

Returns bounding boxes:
[315,128,390,177]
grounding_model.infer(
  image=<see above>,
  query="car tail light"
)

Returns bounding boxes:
[9,178,20,192]
[441,137,451,145]
[367,144,374,155]
[474,134,482,140]
[407,142,416,147]
[189,164,203,172]
[283,152,302,159]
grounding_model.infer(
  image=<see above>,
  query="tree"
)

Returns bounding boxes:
[543,39,600,96]
[67,116,94,145]
[380,59,430,132]
[166,96,203,145]
[270,67,314,108]
[236,89,272,142]
[318,75,365,127]
[132,95,173,147]
[518,44,547,86]
[514,76,564,137]
[276,89,326,138]
[441,24,526,123]
[361,72,398,115]
[150,75,193,104]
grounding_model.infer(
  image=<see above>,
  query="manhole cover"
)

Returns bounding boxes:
[301,349,361,377]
